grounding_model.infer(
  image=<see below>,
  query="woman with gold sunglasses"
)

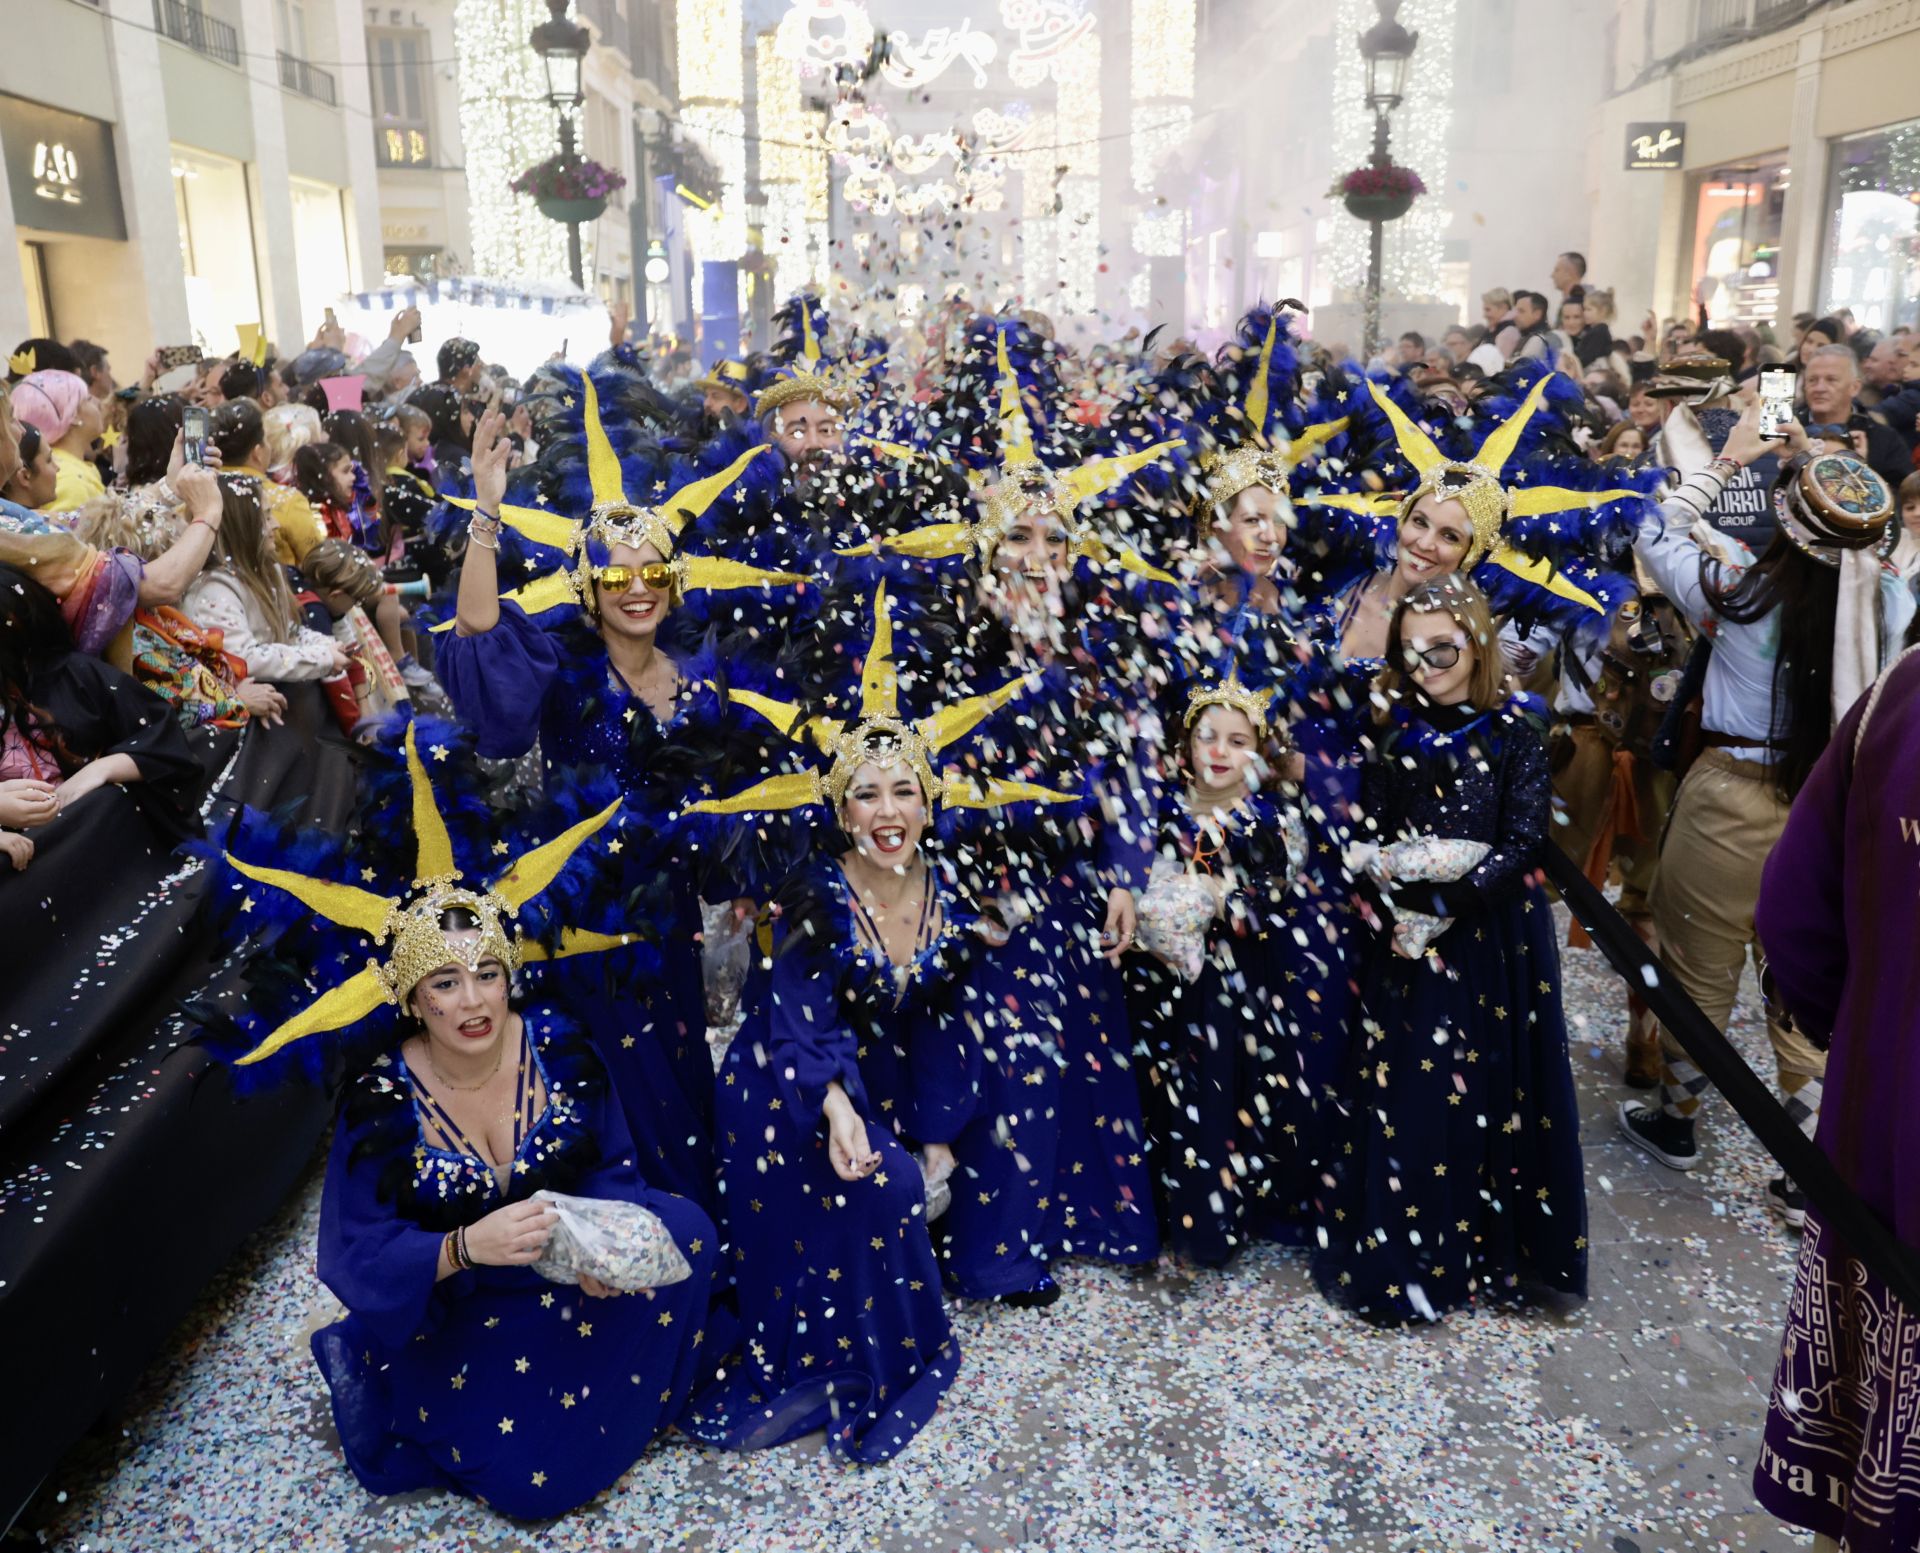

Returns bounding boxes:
[438,377,808,1214]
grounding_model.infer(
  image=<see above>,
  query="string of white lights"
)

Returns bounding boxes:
[755,32,824,298]
[1129,0,1195,270]
[453,0,568,282]
[679,0,747,265]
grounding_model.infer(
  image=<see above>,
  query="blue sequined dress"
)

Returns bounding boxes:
[684,858,962,1463]
[438,604,729,1208]
[1125,790,1338,1262]
[1312,693,1588,1324]
[310,1007,719,1518]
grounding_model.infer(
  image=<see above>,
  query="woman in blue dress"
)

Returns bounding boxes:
[1125,666,1330,1264]
[680,583,1076,1452]
[857,320,1191,1297]
[206,725,718,1518]
[1312,576,1588,1325]
[437,389,807,1207]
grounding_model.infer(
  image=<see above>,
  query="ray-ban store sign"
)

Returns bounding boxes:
[0,95,126,240]
[1627,122,1685,171]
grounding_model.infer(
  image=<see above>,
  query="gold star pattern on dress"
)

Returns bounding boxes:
[498,1417,514,1434]
[561,1392,576,1409]
[578,1322,593,1337]
[531,1471,547,1487]
[514,1357,530,1373]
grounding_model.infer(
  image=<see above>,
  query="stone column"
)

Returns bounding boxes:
[1775,26,1829,332]
[234,0,307,345]
[105,0,194,349]
[326,0,386,291]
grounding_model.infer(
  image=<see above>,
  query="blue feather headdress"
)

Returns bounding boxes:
[192,720,650,1090]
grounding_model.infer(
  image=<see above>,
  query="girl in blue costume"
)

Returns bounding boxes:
[1125,664,1324,1263]
[201,725,718,1518]
[860,318,1187,1299]
[679,584,1077,1454]
[1312,576,1588,1326]
[437,389,808,1209]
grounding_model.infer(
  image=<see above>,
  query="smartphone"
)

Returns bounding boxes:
[324,307,337,327]
[182,405,210,466]
[1758,366,1796,440]
[406,322,423,345]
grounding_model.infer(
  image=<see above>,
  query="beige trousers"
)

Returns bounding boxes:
[1650,750,1826,1121]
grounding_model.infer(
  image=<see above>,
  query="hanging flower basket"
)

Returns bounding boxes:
[1331,163,1426,223]
[511,153,625,224]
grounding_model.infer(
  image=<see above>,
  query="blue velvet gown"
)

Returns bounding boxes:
[1126,790,1340,1264]
[310,1007,718,1519]
[1312,694,1589,1324]
[684,858,962,1463]
[937,645,1162,1292]
[438,604,724,1210]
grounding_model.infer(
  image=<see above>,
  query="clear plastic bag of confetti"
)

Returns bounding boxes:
[1135,856,1222,982]
[529,1190,691,1292]
[701,900,753,1034]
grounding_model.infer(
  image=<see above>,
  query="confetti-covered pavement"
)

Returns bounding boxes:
[21,918,1818,1553]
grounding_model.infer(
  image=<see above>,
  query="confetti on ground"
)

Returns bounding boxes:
[23,909,1820,1552]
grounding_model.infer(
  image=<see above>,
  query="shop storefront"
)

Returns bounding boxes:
[1820,116,1920,334]
[1686,156,1788,328]
[290,176,353,338]
[0,94,128,341]
[171,144,263,357]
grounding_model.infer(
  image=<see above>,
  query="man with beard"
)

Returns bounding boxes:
[753,364,861,547]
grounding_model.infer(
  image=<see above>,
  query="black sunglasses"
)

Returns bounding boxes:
[1402,641,1465,672]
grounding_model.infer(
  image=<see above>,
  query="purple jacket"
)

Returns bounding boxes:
[1755,646,1920,1242]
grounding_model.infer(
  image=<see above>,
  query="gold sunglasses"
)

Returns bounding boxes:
[591,562,675,592]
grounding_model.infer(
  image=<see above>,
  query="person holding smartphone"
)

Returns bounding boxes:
[1618,402,1902,1228]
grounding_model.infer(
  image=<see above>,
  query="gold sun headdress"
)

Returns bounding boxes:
[754,298,855,418]
[1198,311,1349,514]
[221,725,629,1065]
[685,582,1079,817]
[1298,377,1647,615]
[442,371,805,622]
[1183,664,1279,736]
[846,330,1184,584]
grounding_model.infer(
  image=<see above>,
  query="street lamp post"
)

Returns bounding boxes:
[530,0,592,289]
[1356,0,1418,360]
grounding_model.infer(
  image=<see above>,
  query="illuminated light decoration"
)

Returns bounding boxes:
[453,0,569,282]
[1051,27,1101,315]
[754,32,824,298]
[1017,110,1059,307]
[890,132,965,177]
[973,105,1037,154]
[881,22,999,90]
[1003,0,1097,86]
[1129,0,1194,272]
[773,0,875,76]
[1330,0,1454,301]
[679,0,747,265]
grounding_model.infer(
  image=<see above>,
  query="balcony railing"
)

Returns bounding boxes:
[1694,0,1820,43]
[278,51,337,105]
[152,0,240,65]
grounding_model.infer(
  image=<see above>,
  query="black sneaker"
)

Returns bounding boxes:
[1617,1100,1699,1171]
[1767,1176,1807,1229]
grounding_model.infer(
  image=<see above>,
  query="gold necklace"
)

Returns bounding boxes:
[421,1032,506,1093]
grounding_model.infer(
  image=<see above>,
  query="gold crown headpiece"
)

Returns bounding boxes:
[1293,377,1649,616]
[439,372,805,626]
[840,332,1184,584]
[1183,665,1278,736]
[755,299,858,417]
[9,347,36,376]
[684,582,1079,818]
[221,725,629,1065]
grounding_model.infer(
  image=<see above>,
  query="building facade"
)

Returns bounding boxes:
[1588,0,1920,337]
[2,0,382,370]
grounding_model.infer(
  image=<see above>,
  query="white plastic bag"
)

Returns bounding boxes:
[529,1189,691,1292]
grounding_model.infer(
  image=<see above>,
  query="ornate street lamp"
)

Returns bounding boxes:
[1356,0,1419,359]
[530,0,592,288]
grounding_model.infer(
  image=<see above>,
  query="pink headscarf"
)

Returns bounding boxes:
[12,370,89,443]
